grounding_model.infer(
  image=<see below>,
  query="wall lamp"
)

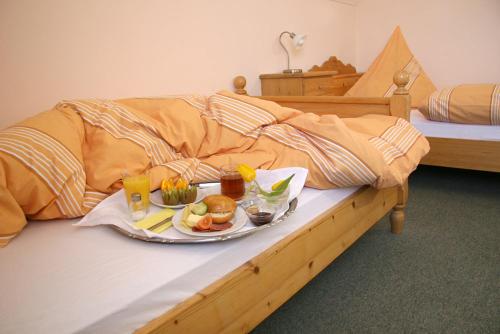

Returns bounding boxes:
[279,31,306,74]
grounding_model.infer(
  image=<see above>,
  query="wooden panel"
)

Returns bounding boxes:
[259,71,338,79]
[302,76,337,96]
[303,73,363,96]
[261,78,302,96]
[259,96,392,118]
[257,95,390,105]
[389,93,410,120]
[421,137,500,172]
[137,186,399,334]
[259,70,359,97]
[309,56,357,74]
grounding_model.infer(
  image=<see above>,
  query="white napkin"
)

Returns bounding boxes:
[75,167,308,240]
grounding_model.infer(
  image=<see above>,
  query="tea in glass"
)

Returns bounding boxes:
[220,164,245,200]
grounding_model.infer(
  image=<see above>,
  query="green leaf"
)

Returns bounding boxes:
[255,182,272,197]
[257,174,294,197]
[272,174,294,194]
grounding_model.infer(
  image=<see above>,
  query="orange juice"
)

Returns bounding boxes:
[123,174,150,208]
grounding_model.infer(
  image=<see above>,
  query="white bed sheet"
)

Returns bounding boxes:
[0,186,360,334]
[410,109,500,141]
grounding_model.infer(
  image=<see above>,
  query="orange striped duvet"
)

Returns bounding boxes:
[0,91,429,246]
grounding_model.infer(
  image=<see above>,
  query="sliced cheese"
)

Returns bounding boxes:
[133,208,175,230]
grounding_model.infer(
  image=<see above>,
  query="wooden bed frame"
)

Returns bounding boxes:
[136,73,412,334]
[420,137,500,172]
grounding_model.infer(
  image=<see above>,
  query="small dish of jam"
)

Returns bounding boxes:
[242,199,276,226]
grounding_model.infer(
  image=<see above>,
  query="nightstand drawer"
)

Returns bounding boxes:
[304,74,363,96]
[261,78,303,95]
[260,71,362,96]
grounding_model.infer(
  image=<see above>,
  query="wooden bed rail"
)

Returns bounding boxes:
[233,71,411,121]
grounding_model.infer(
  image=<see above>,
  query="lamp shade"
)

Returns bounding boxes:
[292,34,306,48]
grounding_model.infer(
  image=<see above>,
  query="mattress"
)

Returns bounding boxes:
[0,186,359,334]
[410,109,500,141]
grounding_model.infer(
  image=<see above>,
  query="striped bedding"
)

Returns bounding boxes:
[418,84,500,125]
[0,91,429,246]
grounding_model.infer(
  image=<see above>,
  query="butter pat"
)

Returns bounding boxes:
[186,214,204,227]
[134,208,175,230]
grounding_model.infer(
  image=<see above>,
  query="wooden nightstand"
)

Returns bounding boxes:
[259,56,362,96]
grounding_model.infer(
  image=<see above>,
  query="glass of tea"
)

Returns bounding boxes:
[220,164,245,200]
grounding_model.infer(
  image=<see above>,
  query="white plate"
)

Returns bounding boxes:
[172,207,248,237]
[150,188,206,209]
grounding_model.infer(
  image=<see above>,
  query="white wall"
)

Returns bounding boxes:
[355,0,500,89]
[3,0,497,129]
[0,0,356,129]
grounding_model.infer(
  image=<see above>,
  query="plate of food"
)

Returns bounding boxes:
[172,194,247,237]
[150,178,207,209]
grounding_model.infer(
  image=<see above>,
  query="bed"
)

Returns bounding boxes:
[339,26,500,173]
[133,74,412,334]
[0,73,419,333]
[411,108,500,173]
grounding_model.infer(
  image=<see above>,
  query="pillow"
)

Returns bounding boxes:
[345,26,436,107]
[418,84,500,125]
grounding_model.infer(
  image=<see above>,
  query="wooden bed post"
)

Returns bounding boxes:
[233,75,248,95]
[389,71,411,120]
[390,180,408,234]
[389,71,410,234]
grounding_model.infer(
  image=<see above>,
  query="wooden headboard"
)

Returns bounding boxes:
[308,55,357,74]
[233,71,411,121]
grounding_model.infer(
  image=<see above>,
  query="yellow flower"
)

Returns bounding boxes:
[175,178,189,190]
[237,164,256,182]
[161,178,174,191]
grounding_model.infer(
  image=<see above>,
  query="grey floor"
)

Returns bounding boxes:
[252,166,500,334]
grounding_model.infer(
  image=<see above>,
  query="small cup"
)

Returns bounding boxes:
[241,198,276,226]
[129,192,147,221]
[220,164,245,200]
[123,172,150,219]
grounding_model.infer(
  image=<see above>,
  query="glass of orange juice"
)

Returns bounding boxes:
[123,172,150,217]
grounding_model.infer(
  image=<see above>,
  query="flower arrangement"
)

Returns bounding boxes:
[236,164,294,205]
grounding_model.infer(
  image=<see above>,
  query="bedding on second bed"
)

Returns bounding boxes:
[411,109,500,141]
[417,84,500,125]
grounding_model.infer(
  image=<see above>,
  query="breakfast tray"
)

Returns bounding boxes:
[111,198,297,244]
